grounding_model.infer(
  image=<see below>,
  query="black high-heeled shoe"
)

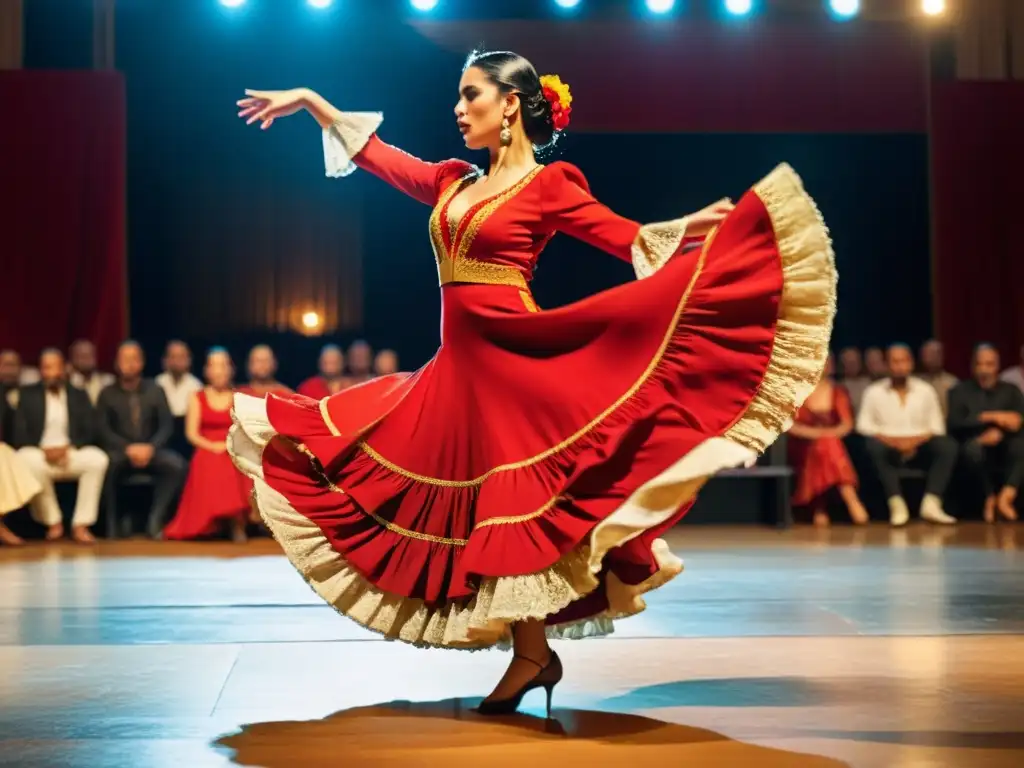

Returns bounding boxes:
[476,650,563,718]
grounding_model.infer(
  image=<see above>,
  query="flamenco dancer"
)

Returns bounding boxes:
[231,50,836,716]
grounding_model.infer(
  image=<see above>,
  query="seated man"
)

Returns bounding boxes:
[918,339,958,418]
[856,343,958,526]
[948,344,1024,522]
[96,341,186,538]
[13,348,109,543]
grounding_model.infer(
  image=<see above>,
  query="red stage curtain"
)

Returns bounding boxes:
[931,82,1024,376]
[0,71,126,368]
[413,20,928,133]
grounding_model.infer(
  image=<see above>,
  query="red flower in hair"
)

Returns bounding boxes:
[540,75,572,132]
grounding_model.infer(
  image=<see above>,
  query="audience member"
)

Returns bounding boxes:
[0,393,41,547]
[347,340,374,385]
[1000,344,1024,393]
[787,355,868,526]
[68,339,115,405]
[156,340,202,457]
[948,344,1024,523]
[239,345,292,396]
[856,343,957,526]
[918,339,958,417]
[97,341,186,538]
[864,346,887,381]
[373,348,400,377]
[164,348,251,542]
[2,348,40,387]
[837,346,871,413]
[156,340,202,420]
[14,348,109,544]
[297,344,349,398]
[0,349,19,438]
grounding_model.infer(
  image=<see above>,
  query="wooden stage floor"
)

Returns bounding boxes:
[1,524,1022,768]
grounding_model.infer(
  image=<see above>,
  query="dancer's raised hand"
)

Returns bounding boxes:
[237,88,309,130]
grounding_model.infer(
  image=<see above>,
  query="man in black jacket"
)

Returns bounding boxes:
[947,344,1024,523]
[97,341,186,538]
[14,348,109,543]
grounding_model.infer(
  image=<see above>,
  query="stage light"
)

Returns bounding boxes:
[308,0,334,8]
[301,311,322,331]
[829,0,859,18]
[645,0,675,15]
[554,0,583,9]
[218,0,246,8]
[410,0,439,11]
[725,0,753,15]
[922,0,945,15]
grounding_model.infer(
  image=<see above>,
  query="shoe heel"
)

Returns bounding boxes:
[543,682,555,718]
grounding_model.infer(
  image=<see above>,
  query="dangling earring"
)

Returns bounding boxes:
[499,117,512,147]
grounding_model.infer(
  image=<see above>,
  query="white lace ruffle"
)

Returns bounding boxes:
[321,112,384,178]
[630,216,690,280]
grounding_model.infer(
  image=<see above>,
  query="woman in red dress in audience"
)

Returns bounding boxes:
[788,354,868,526]
[231,50,837,716]
[164,349,251,542]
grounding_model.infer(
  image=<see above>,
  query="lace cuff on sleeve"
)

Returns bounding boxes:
[322,112,384,178]
[630,217,689,280]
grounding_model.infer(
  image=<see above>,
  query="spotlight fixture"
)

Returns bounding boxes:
[829,0,860,19]
[725,0,753,15]
[645,0,675,15]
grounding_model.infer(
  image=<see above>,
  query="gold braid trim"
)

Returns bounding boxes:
[292,441,470,547]
[724,163,837,452]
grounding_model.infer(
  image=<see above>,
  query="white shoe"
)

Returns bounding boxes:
[888,496,910,527]
[920,494,956,525]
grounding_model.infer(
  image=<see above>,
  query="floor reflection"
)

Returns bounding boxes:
[214,699,850,767]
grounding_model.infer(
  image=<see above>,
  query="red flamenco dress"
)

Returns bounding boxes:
[228,112,837,649]
[165,390,251,539]
[787,384,859,508]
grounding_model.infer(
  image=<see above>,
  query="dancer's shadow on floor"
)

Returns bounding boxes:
[214,698,849,768]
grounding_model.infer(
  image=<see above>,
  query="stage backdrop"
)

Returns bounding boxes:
[0,71,126,368]
[931,82,1024,376]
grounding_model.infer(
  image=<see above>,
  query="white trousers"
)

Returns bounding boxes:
[16,446,109,527]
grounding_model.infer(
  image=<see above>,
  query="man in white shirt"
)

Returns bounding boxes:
[155,341,202,418]
[68,339,115,405]
[13,348,109,544]
[856,343,958,526]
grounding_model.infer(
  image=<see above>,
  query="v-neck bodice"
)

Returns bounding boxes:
[427,164,548,290]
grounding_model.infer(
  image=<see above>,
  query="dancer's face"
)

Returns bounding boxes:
[455,67,512,151]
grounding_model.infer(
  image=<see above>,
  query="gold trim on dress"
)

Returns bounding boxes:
[294,440,470,546]
[319,397,341,437]
[450,166,545,265]
[428,167,542,289]
[519,290,540,313]
[437,257,529,289]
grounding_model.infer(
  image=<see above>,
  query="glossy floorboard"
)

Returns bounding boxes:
[1,524,1021,767]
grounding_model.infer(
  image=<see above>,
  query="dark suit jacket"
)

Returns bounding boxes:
[96,379,174,452]
[12,383,97,449]
[0,384,13,442]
